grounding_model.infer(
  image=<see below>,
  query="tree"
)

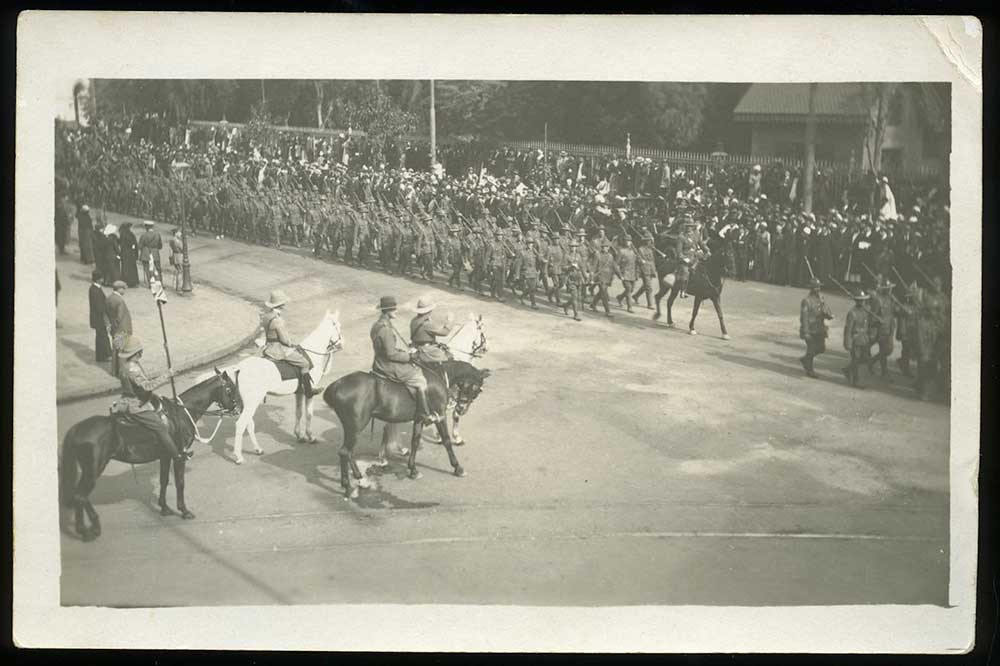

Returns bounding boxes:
[858,82,899,173]
[340,83,418,163]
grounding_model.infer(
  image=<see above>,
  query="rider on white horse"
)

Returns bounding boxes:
[410,295,452,365]
[261,289,320,396]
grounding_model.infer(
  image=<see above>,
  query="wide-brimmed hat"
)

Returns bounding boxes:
[415,296,436,314]
[118,335,143,359]
[265,289,289,309]
[377,295,397,312]
[853,289,871,301]
[808,277,823,289]
[80,204,90,213]
[143,220,155,227]
[641,231,654,241]
[877,280,896,290]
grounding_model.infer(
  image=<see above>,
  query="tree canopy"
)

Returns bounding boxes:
[93,79,749,150]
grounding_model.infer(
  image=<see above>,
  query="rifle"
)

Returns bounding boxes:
[862,264,907,309]
[828,273,889,326]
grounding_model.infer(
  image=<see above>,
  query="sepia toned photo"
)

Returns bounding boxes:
[15,14,982,652]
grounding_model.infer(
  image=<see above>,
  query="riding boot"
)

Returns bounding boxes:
[299,371,321,397]
[414,387,439,425]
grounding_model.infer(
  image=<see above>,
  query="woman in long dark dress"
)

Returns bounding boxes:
[76,204,95,264]
[101,226,122,285]
[118,222,140,287]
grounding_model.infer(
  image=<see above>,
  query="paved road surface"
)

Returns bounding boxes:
[58,218,950,607]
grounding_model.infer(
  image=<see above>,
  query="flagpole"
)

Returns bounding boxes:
[150,277,177,400]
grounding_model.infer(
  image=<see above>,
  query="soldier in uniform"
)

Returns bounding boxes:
[518,238,541,309]
[615,236,639,313]
[488,228,510,302]
[138,220,162,286]
[798,277,834,378]
[371,295,439,425]
[114,335,185,462]
[260,289,320,396]
[895,281,919,378]
[397,215,415,277]
[589,241,618,317]
[869,276,897,380]
[342,204,357,264]
[356,203,373,267]
[417,214,437,281]
[632,230,657,309]
[410,296,453,364]
[446,225,465,289]
[562,238,586,321]
[676,217,708,299]
[471,229,488,295]
[842,289,873,389]
[545,229,566,306]
[915,280,946,401]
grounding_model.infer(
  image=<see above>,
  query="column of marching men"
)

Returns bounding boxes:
[55,123,951,401]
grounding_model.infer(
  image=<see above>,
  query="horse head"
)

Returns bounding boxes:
[213,366,242,416]
[454,366,491,417]
[322,309,345,354]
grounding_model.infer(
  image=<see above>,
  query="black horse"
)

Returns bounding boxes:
[653,235,730,338]
[323,360,491,499]
[651,231,686,325]
[59,369,240,541]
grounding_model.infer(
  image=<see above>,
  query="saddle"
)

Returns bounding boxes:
[269,359,303,381]
[109,408,172,465]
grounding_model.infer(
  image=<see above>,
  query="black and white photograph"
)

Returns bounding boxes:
[14,13,982,652]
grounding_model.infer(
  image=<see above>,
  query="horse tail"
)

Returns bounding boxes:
[59,427,80,507]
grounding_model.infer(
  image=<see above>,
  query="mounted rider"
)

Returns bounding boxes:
[260,289,320,396]
[410,296,453,365]
[676,214,710,290]
[371,295,440,425]
[112,335,185,462]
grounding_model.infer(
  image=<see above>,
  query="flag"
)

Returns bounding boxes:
[626,133,631,159]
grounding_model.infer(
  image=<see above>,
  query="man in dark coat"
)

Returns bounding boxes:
[105,280,133,377]
[89,270,112,363]
[138,220,163,286]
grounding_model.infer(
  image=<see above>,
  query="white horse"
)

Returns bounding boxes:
[227,310,344,464]
[377,314,488,463]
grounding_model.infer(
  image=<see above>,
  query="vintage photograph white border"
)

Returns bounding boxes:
[14,13,982,652]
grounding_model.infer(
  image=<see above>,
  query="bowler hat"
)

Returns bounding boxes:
[377,295,397,311]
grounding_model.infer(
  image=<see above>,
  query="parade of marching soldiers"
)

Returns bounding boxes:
[56,111,951,402]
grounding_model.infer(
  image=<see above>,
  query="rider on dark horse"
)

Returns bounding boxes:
[261,289,320,396]
[113,335,184,463]
[676,215,710,297]
[371,295,440,426]
[410,296,452,365]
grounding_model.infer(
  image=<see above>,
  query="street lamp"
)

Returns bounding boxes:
[171,161,194,293]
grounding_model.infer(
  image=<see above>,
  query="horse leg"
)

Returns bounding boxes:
[713,297,730,339]
[72,449,98,540]
[437,421,464,477]
[304,395,318,443]
[294,392,304,442]
[339,425,359,499]
[158,457,176,516]
[666,287,680,327]
[652,281,667,320]
[689,297,702,335]
[174,457,195,519]
[233,408,251,464]
[407,423,423,480]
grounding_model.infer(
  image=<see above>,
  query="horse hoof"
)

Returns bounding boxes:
[234,457,244,465]
[409,469,422,480]
[667,323,675,328]
[161,506,176,517]
[181,510,196,520]
[251,448,264,456]
[358,477,372,490]
[689,329,698,336]
[81,529,97,543]
[722,334,731,340]
[454,466,466,478]
[453,438,466,447]
[305,436,318,445]
[348,487,359,500]
[374,457,389,468]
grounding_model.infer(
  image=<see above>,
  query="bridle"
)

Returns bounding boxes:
[175,376,242,445]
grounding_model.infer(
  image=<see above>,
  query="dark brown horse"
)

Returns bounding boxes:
[323,360,491,499]
[685,248,730,339]
[59,369,240,541]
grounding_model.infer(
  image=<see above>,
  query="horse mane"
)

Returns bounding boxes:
[300,311,339,350]
[443,359,483,384]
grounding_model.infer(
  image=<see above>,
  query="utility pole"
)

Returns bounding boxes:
[544,122,548,179]
[803,82,818,215]
[261,79,266,108]
[429,79,437,167]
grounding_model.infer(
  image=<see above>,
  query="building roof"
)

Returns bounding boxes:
[733,83,868,123]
